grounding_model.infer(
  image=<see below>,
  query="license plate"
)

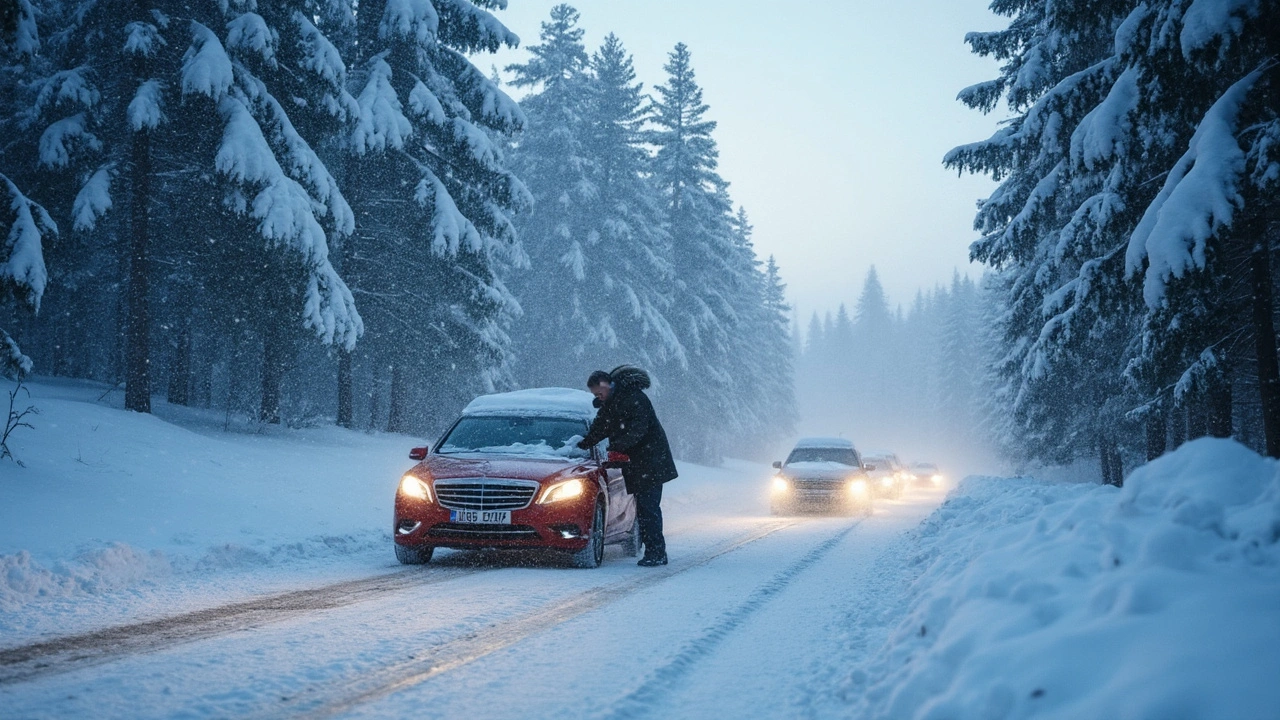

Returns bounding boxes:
[450,509,512,524]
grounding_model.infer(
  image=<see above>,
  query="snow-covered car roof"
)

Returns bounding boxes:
[461,387,597,421]
[792,437,856,449]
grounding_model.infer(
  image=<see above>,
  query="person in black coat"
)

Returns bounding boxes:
[578,365,677,566]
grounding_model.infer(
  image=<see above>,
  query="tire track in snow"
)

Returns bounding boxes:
[264,520,796,720]
[0,520,745,685]
[0,566,480,685]
[592,520,862,720]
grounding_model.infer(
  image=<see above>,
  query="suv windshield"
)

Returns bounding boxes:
[786,448,859,466]
[438,416,589,459]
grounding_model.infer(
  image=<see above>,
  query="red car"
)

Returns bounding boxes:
[393,388,640,568]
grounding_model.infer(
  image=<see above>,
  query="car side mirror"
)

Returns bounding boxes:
[603,450,631,470]
[771,461,782,469]
[864,463,877,472]
[408,447,429,461]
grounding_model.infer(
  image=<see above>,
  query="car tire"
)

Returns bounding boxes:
[395,544,433,565]
[570,498,605,568]
[622,513,641,557]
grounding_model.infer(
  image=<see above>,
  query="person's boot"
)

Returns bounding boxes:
[637,551,667,567]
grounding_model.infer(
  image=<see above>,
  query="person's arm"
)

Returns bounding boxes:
[608,393,652,454]
[578,411,610,449]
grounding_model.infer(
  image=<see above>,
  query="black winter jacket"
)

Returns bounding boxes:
[578,367,678,492]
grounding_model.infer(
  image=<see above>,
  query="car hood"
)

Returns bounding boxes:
[418,453,592,482]
[781,461,861,480]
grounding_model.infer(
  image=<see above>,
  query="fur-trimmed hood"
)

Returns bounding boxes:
[609,365,651,391]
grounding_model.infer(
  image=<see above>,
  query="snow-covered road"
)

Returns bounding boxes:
[0,482,946,719]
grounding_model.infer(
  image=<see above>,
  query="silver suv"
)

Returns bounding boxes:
[770,437,872,515]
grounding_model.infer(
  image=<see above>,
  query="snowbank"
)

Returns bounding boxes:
[461,387,596,420]
[0,379,416,626]
[843,437,1280,718]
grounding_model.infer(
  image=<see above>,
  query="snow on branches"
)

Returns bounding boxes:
[1127,68,1262,307]
[1,174,54,378]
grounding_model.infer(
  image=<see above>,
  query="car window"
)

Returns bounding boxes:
[786,448,859,466]
[438,416,589,458]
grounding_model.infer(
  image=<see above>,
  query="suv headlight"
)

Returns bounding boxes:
[848,478,868,494]
[540,478,585,504]
[399,474,432,502]
[772,476,790,493]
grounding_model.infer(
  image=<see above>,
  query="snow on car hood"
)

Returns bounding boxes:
[782,461,861,479]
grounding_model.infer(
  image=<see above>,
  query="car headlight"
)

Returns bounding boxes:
[399,474,432,502]
[881,476,893,487]
[849,479,868,494]
[540,478,585,504]
[932,474,944,484]
[772,476,790,493]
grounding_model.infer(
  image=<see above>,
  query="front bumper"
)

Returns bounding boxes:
[772,480,870,513]
[394,491,597,551]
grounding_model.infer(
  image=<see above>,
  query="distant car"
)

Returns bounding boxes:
[770,437,872,515]
[862,452,907,499]
[392,388,640,568]
[910,462,944,486]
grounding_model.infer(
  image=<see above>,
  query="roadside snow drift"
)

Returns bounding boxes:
[845,437,1280,718]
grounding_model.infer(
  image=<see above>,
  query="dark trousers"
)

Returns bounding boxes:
[632,481,666,557]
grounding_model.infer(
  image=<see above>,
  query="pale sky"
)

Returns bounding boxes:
[484,1,1004,322]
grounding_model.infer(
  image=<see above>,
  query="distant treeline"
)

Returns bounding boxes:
[0,1,795,462]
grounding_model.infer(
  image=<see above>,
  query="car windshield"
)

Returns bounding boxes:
[438,416,589,459]
[786,448,859,466]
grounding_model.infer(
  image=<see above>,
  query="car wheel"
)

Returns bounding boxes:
[622,513,641,557]
[395,543,433,565]
[570,498,605,568]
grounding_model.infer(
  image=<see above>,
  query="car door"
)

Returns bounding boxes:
[598,442,634,540]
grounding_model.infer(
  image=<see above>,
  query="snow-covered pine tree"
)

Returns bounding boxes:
[760,254,799,445]
[719,211,797,457]
[647,42,751,462]
[506,11,682,387]
[947,0,1145,480]
[1,0,51,378]
[953,0,1280,472]
[20,1,362,416]
[1120,0,1280,455]
[340,0,528,432]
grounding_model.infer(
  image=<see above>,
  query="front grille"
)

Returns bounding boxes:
[434,479,539,511]
[427,523,541,541]
[792,479,842,495]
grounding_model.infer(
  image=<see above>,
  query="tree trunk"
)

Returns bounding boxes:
[337,348,353,428]
[124,128,152,413]
[259,330,285,424]
[1099,434,1123,487]
[167,324,191,406]
[387,362,409,433]
[1250,238,1280,457]
[1207,378,1232,438]
[1169,404,1187,449]
[1186,400,1207,440]
[1145,403,1166,461]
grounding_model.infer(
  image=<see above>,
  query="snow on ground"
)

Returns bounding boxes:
[4,377,1277,719]
[831,437,1280,719]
